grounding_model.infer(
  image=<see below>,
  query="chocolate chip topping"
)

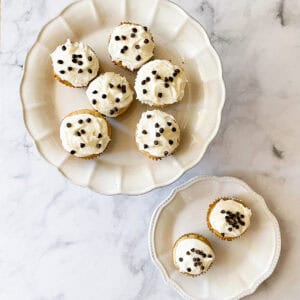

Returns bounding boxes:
[98,133,102,138]
[132,27,137,33]
[68,67,73,71]
[93,90,98,94]
[92,99,97,105]
[144,144,148,149]
[167,122,172,126]
[115,98,120,103]
[156,132,161,137]
[78,61,83,65]
[78,69,83,73]
[143,89,147,94]
[66,123,72,128]
[141,80,146,85]
[154,140,159,145]
[155,123,159,128]
[144,26,148,31]
[59,70,65,74]
[187,268,191,272]
[86,118,91,123]
[62,45,66,51]
[80,143,85,148]
[70,150,76,154]
[164,83,169,88]
[131,33,136,38]
[109,83,114,88]
[78,119,83,124]
[169,140,174,145]
[136,55,141,61]
[80,129,86,134]
[122,35,126,40]
[115,36,120,41]
[57,60,64,64]
[144,39,149,44]
[147,114,151,118]
[172,127,177,132]
[159,128,164,133]
[156,75,161,80]
[152,70,157,75]
[158,92,163,98]
[97,144,102,148]
[102,94,107,99]
[88,69,92,74]
[135,45,140,49]
[142,130,147,134]
[88,56,92,61]
[179,257,183,262]
[164,151,169,156]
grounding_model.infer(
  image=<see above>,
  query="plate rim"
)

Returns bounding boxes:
[19,0,226,195]
[148,175,281,300]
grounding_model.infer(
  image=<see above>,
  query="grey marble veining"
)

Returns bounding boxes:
[1,0,300,299]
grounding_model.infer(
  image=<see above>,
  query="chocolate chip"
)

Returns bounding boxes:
[102,94,107,99]
[144,38,149,44]
[98,133,102,138]
[131,33,136,38]
[78,119,83,124]
[169,76,173,82]
[167,122,172,126]
[169,140,174,145]
[110,109,114,115]
[201,266,205,270]
[78,69,83,73]
[208,254,212,258]
[241,214,245,218]
[141,80,146,85]
[156,132,161,137]
[122,85,126,93]
[191,248,195,252]
[76,131,81,136]
[88,69,92,74]
[187,268,191,272]
[124,45,128,51]
[173,72,177,77]
[155,123,159,128]
[115,98,120,103]
[164,77,169,82]
[92,90,98,94]
[66,123,72,128]
[164,151,169,156]
[62,45,66,51]
[72,58,77,63]
[92,99,97,105]
[196,250,200,255]
[72,54,77,58]
[59,70,65,74]
[136,55,141,61]
[164,83,169,88]
[159,128,164,133]
[228,227,233,231]
[88,56,92,61]
[146,77,150,82]
[179,257,183,262]
[144,26,148,31]
[221,233,225,237]
[135,45,140,49]
[147,114,151,118]
[117,84,121,89]
[132,27,137,33]
[120,48,125,54]
[193,258,197,262]
[221,210,225,214]
[114,107,118,112]
[152,70,157,75]
[175,68,180,74]
[240,221,245,226]
[186,251,190,255]
[80,143,85,148]
[156,75,161,80]
[80,129,86,134]
[115,36,120,41]
[142,130,147,134]
[194,263,198,267]
[226,210,230,214]
[172,127,176,132]
[78,61,83,65]
[57,60,64,64]
[235,225,240,229]
[158,92,163,98]
[86,118,91,123]
[143,89,147,94]
[109,83,114,88]
[144,144,148,149]
[154,140,159,145]
[70,150,76,154]
[122,35,126,40]
[78,54,82,58]
[68,67,73,71]
[97,144,102,148]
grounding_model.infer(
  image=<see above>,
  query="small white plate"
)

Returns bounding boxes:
[149,176,281,300]
[20,0,225,195]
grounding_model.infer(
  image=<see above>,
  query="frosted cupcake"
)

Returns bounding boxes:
[86,72,134,117]
[135,59,187,106]
[50,39,100,87]
[108,22,155,71]
[135,110,180,160]
[207,197,252,241]
[173,233,215,277]
[60,109,111,159]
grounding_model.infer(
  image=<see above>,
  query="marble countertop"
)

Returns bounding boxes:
[1,0,300,299]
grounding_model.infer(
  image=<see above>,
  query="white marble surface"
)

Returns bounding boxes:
[1,0,300,299]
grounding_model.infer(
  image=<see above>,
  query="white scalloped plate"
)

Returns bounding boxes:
[149,176,281,300]
[20,0,225,195]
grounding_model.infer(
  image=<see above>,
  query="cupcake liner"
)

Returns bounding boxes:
[172,233,215,278]
[206,197,251,241]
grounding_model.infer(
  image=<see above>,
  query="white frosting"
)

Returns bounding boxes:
[209,199,252,238]
[174,237,215,276]
[86,72,134,117]
[108,23,154,71]
[136,110,180,158]
[51,39,100,87]
[135,60,187,106]
[60,113,110,158]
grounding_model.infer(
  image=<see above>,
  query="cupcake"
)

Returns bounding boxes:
[135,110,180,160]
[135,59,187,107]
[173,233,215,277]
[50,39,100,88]
[108,22,155,71]
[86,72,134,117]
[60,109,111,159]
[207,197,252,241]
